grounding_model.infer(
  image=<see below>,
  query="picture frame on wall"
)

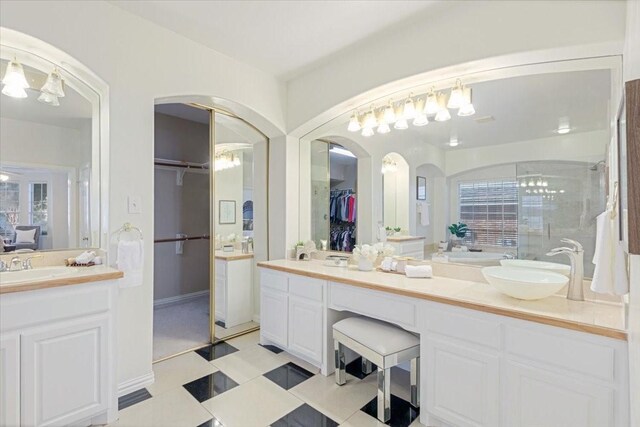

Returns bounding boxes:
[219,200,236,224]
[417,176,427,200]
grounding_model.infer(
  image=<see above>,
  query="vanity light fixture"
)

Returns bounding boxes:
[1,58,29,99]
[362,127,375,137]
[520,181,527,187]
[403,94,417,120]
[214,151,241,171]
[457,87,475,117]
[448,137,459,147]
[377,122,391,134]
[40,68,65,98]
[363,105,377,129]
[347,111,361,132]
[557,125,571,134]
[447,79,465,109]
[434,92,451,122]
[528,180,535,187]
[556,117,571,134]
[383,100,396,124]
[381,157,398,174]
[413,113,428,127]
[424,88,439,115]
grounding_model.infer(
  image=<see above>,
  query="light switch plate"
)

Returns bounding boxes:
[128,195,141,214]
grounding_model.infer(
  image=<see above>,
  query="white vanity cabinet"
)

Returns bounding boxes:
[260,269,325,367]
[0,279,119,427]
[215,257,253,328]
[386,236,425,260]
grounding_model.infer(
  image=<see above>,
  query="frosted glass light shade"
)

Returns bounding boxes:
[377,123,391,134]
[447,80,465,109]
[424,90,439,115]
[403,96,416,120]
[2,84,27,98]
[458,87,475,116]
[394,118,408,130]
[347,112,361,132]
[41,69,65,98]
[2,60,29,89]
[413,114,428,126]
[383,102,396,124]
[362,127,375,137]
[38,91,60,106]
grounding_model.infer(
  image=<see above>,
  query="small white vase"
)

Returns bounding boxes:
[358,258,374,271]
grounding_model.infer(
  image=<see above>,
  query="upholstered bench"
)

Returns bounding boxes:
[333,317,420,422]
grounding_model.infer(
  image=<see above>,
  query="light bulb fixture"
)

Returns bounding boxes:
[381,157,398,174]
[2,58,29,99]
[40,68,65,98]
[38,91,60,106]
[434,93,451,122]
[413,114,428,127]
[214,151,242,171]
[383,100,396,124]
[536,179,542,187]
[424,88,439,115]
[528,180,535,187]
[403,94,416,120]
[556,117,571,134]
[542,181,548,187]
[448,137,459,147]
[362,127,375,137]
[557,126,571,134]
[520,181,527,187]
[447,79,465,109]
[457,87,475,116]
[377,122,391,134]
[0,174,9,182]
[363,105,377,129]
[394,118,408,130]
[347,111,361,132]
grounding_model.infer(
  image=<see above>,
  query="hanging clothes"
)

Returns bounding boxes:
[329,189,356,251]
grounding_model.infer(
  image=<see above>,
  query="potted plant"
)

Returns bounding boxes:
[393,226,402,235]
[448,222,468,248]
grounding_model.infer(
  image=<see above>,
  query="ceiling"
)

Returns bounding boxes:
[0,62,92,129]
[324,69,612,151]
[109,0,443,79]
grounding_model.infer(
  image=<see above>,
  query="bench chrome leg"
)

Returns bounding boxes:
[377,366,391,423]
[411,357,420,407]
[334,340,346,385]
[361,357,373,375]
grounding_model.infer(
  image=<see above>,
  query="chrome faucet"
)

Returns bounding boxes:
[9,256,22,271]
[546,238,584,301]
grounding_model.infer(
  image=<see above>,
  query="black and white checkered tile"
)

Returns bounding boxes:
[117,336,420,427]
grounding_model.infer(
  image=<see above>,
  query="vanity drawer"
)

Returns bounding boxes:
[505,325,616,382]
[424,304,502,350]
[398,241,424,254]
[329,282,417,331]
[289,276,324,302]
[260,269,288,292]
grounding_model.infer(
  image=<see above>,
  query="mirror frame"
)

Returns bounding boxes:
[0,27,110,255]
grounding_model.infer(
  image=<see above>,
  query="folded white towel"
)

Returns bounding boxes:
[381,257,394,271]
[75,250,96,264]
[405,265,433,278]
[117,240,144,288]
[591,210,629,295]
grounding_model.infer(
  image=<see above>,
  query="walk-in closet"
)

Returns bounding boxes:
[152,102,268,361]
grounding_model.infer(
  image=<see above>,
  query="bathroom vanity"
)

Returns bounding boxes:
[214,251,253,328]
[258,259,628,427]
[0,266,123,427]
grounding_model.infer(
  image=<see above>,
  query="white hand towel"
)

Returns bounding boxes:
[117,240,144,288]
[417,202,430,226]
[591,211,629,295]
[405,265,433,278]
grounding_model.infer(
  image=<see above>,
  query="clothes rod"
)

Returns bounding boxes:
[154,235,210,243]
[154,159,209,170]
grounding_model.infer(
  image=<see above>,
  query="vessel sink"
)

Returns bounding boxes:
[482,266,569,300]
[500,259,571,276]
[0,266,79,285]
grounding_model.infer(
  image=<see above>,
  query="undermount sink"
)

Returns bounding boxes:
[0,266,79,285]
[500,259,571,276]
[482,266,569,300]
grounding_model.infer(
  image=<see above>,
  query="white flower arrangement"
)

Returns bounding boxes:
[352,243,395,262]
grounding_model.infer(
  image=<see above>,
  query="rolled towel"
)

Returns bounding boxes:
[75,250,96,264]
[381,256,394,271]
[405,265,433,278]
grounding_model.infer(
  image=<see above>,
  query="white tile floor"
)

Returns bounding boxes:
[114,331,426,427]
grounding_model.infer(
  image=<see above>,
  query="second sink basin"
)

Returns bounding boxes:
[0,266,79,285]
[482,266,569,300]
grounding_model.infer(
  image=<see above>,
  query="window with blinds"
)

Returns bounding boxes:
[458,179,518,248]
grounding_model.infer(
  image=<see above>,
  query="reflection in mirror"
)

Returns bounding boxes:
[0,55,98,252]
[299,58,620,278]
[310,140,357,252]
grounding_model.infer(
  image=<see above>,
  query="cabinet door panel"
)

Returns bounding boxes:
[504,361,614,427]
[260,289,288,348]
[1,334,20,427]
[288,296,323,364]
[21,316,108,427]
[425,337,500,427]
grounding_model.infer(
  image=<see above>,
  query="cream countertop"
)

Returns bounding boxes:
[386,235,425,242]
[0,265,123,295]
[215,250,254,261]
[258,259,626,340]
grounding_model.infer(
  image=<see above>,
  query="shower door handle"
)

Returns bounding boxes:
[547,223,551,240]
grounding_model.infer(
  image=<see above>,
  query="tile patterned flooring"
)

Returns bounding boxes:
[112,331,425,427]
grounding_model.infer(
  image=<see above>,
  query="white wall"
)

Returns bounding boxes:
[1,0,286,391]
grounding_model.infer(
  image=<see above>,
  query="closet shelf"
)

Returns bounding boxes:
[154,235,210,243]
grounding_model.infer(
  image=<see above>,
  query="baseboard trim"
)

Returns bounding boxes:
[154,290,209,309]
[118,372,155,397]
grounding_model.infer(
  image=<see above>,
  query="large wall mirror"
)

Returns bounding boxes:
[0,43,102,253]
[299,56,622,277]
